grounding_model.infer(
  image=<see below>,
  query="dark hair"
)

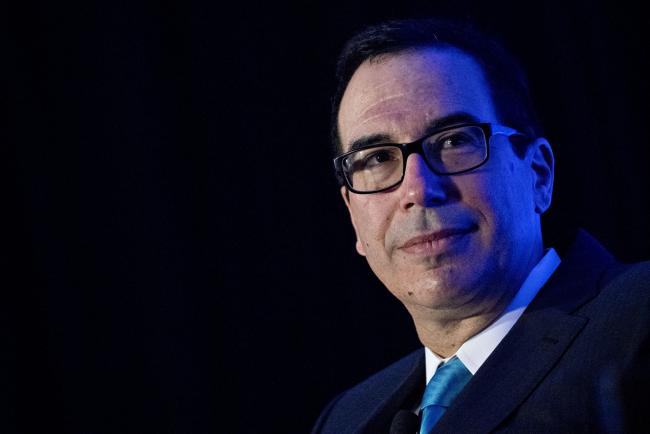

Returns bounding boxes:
[331,18,542,158]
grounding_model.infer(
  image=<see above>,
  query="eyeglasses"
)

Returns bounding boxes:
[333,122,523,194]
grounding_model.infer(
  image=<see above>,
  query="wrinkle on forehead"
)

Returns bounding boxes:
[357,109,419,128]
[351,77,445,119]
[356,92,410,119]
[341,89,440,144]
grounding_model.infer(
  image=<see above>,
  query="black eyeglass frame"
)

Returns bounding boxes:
[333,122,522,194]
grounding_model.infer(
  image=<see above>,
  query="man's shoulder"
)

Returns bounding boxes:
[591,259,650,314]
[565,258,650,365]
[542,230,650,311]
[603,259,650,290]
[311,349,423,434]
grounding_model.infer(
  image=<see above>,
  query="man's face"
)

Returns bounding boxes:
[338,47,553,320]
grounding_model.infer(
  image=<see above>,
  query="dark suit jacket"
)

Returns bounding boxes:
[312,230,650,433]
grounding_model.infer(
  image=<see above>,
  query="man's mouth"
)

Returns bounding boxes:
[398,226,478,255]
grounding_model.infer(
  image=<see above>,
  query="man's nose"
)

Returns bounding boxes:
[399,153,450,210]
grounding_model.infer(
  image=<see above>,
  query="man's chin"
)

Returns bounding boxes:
[398,280,474,311]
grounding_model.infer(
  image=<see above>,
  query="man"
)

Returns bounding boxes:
[312,18,650,433]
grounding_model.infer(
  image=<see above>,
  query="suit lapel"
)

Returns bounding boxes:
[434,230,617,433]
[356,350,425,433]
[434,307,587,433]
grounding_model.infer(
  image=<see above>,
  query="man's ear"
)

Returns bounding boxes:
[340,186,367,256]
[528,137,554,214]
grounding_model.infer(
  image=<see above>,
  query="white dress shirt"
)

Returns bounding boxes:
[424,248,561,383]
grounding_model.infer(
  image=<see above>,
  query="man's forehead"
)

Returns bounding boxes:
[337,47,496,150]
[344,112,483,153]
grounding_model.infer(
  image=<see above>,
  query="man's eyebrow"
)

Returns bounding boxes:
[344,112,482,152]
[346,133,393,153]
[422,112,482,135]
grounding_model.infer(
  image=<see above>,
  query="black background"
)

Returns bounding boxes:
[5,0,649,433]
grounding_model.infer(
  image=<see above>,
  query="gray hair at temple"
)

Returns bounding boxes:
[331,18,542,158]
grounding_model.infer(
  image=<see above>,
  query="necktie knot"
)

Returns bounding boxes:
[419,357,472,433]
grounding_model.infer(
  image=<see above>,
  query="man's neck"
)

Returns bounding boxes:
[410,288,517,358]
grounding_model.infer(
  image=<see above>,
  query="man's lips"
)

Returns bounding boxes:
[398,226,477,254]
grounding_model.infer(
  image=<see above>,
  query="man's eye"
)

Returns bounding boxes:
[363,150,397,167]
[438,133,472,149]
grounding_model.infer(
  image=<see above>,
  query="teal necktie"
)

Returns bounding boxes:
[419,357,472,434]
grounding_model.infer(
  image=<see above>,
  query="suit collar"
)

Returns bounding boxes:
[529,229,616,313]
[432,229,617,433]
[434,306,588,433]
